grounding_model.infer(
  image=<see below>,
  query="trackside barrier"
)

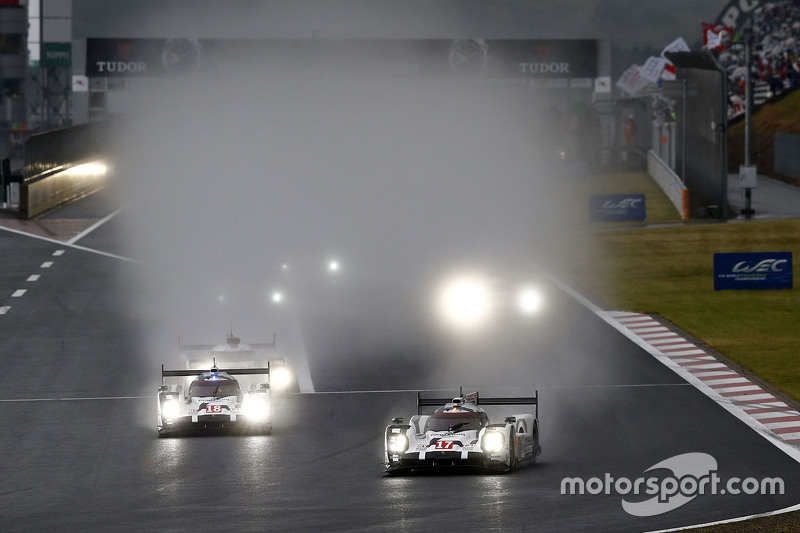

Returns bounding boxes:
[20,122,116,219]
[647,149,690,219]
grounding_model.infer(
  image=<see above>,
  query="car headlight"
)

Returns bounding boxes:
[387,433,409,454]
[482,431,505,453]
[161,398,181,419]
[243,395,270,421]
[270,366,293,391]
[516,286,544,315]
[437,274,494,330]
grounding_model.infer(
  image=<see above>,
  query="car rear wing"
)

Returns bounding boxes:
[177,332,277,351]
[417,389,538,418]
[161,364,271,384]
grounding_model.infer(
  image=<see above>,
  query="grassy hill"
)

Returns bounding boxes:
[728,88,800,185]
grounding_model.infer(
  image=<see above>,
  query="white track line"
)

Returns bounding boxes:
[66,207,124,245]
[0,396,149,402]
[0,220,138,263]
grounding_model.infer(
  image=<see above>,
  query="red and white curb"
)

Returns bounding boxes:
[610,311,800,447]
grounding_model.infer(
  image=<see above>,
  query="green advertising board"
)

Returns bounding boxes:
[41,42,72,68]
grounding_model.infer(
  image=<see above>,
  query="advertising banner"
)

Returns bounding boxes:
[589,194,646,222]
[41,42,72,68]
[714,252,793,290]
[86,38,597,79]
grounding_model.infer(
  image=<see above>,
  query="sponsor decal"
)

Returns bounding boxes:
[590,194,646,221]
[561,452,784,517]
[714,251,793,290]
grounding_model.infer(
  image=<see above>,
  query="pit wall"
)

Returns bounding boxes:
[20,121,116,219]
[647,149,690,219]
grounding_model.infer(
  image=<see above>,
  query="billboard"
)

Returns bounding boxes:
[589,194,646,222]
[41,42,71,68]
[85,38,598,79]
[714,252,793,290]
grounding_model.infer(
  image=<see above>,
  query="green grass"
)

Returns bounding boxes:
[555,172,800,401]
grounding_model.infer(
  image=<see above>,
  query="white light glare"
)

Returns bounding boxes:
[161,399,181,419]
[516,286,544,315]
[328,260,340,273]
[63,161,108,178]
[242,395,270,421]
[437,274,493,329]
[270,365,293,390]
[271,291,284,304]
[387,433,409,454]
[482,430,505,453]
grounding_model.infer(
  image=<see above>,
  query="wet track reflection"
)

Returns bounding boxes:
[3,198,800,532]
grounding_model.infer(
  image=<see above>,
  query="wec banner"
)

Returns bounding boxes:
[714,252,793,290]
[589,194,646,222]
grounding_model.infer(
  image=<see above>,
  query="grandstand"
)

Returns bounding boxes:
[720,0,800,118]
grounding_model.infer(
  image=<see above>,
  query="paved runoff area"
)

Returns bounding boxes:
[611,311,800,447]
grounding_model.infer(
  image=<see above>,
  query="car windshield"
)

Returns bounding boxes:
[428,411,486,432]
[189,381,240,398]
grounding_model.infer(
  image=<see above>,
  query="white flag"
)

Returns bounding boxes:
[661,37,690,57]
[616,64,654,96]
[641,56,667,83]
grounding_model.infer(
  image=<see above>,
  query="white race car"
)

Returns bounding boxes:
[179,332,295,393]
[157,362,273,437]
[384,390,541,474]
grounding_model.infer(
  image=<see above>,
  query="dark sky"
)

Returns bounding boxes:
[73,0,730,49]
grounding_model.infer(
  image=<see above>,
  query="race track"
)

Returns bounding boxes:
[1,192,799,532]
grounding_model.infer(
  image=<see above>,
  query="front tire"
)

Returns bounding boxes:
[506,436,517,472]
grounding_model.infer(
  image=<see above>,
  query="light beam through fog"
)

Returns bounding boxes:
[115,52,586,389]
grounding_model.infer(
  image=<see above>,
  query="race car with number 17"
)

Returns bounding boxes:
[384,390,541,474]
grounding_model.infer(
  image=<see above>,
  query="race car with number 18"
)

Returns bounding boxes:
[157,362,273,437]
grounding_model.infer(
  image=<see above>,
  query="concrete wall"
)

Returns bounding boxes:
[648,149,689,219]
[775,131,800,179]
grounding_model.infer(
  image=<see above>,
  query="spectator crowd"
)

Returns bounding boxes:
[719,0,800,117]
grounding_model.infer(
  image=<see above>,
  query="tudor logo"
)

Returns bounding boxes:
[519,62,570,75]
[731,259,787,273]
[95,61,148,73]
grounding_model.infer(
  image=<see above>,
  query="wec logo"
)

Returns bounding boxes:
[731,259,787,273]
[602,198,642,209]
[590,193,646,221]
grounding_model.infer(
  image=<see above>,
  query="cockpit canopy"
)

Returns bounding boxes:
[189,377,241,399]
[427,409,489,432]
